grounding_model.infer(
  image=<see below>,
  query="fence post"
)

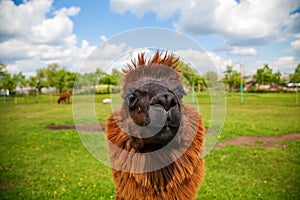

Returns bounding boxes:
[240,63,244,104]
[296,85,299,105]
[2,91,6,106]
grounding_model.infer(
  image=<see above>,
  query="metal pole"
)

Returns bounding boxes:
[2,91,6,106]
[36,88,39,104]
[240,63,244,103]
[296,84,299,105]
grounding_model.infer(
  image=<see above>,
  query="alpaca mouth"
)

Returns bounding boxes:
[154,125,179,142]
[141,124,180,146]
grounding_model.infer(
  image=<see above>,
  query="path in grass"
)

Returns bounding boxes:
[44,123,300,149]
[215,133,300,149]
[44,123,106,132]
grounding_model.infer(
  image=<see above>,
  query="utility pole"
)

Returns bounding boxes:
[2,90,6,106]
[296,84,299,105]
[240,63,244,103]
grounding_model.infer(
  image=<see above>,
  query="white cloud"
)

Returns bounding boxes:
[0,0,147,77]
[271,56,299,73]
[228,46,258,56]
[110,0,182,19]
[0,0,53,40]
[175,49,233,74]
[110,0,299,45]
[100,35,108,42]
[290,34,300,52]
[253,56,299,74]
[0,0,93,76]
[0,39,33,60]
[79,42,132,73]
[54,6,81,16]
[31,14,76,45]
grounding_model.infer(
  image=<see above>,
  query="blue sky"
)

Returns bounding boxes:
[0,0,299,77]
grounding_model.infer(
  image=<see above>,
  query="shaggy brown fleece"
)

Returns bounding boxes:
[106,51,205,200]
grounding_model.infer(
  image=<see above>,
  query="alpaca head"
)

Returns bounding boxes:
[120,51,186,149]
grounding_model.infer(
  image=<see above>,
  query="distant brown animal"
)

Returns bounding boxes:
[106,51,205,200]
[57,92,70,104]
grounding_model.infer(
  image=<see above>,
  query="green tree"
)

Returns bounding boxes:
[272,71,285,85]
[100,74,114,85]
[0,62,8,90]
[55,67,77,93]
[290,63,300,83]
[56,68,66,93]
[36,68,47,93]
[13,72,26,89]
[254,64,285,88]
[0,71,26,94]
[100,69,122,85]
[65,71,77,92]
[205,71,218,82]
[110,69,123,85]
[0,62,6,77]
[27,76,37,88]
[41,63,59,102]
[88,69,106,91]
[1,73,15,93]
[224,66,233,79]
[45,63,59,88]
[42,63,78,99]
[36,64,58,102]
[254,64,273,86]
[76,69,107,93]
[177,61,206,91]
[222,66,244,91]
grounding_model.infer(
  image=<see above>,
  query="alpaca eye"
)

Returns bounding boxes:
[177,91,185,99]
[127,94,136,103]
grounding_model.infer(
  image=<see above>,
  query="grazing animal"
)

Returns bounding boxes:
[57,92,71,104]
[106,51,205,200]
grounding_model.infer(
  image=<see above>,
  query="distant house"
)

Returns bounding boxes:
[244,74,291,92]
[218,73,296,92]
[287,83,300,91]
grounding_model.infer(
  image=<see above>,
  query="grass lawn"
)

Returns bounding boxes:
[0,92,299,199]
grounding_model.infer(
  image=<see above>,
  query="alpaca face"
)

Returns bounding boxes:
[116,52,189,151]
[124,82,184,146]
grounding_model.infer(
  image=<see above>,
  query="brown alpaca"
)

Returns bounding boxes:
[106,51,205,200]
[57,92,70,104]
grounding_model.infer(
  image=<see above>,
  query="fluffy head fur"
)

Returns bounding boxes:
[106,51,205,200]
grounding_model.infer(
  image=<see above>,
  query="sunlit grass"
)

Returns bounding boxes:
[0,92,299,199]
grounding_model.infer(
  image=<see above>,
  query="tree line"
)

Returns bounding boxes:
[222,63,300,91]
[0,61,299,95]
[0,63,123,95]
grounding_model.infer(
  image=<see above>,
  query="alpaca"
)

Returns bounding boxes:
[57,92,70,104]
[106,51,205,200]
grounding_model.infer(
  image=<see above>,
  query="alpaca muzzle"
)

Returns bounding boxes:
[127,83,182,145]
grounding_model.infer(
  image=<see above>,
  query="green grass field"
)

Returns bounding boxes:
[0,93,299,199]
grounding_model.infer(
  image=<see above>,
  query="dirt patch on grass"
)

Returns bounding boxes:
[0,185,13,190]
[216,133,300,149]
[44,123,106,132]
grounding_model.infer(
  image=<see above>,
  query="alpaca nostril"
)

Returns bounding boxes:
[150,93,177,111]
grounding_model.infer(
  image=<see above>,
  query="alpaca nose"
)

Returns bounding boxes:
[150,93,177,111]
